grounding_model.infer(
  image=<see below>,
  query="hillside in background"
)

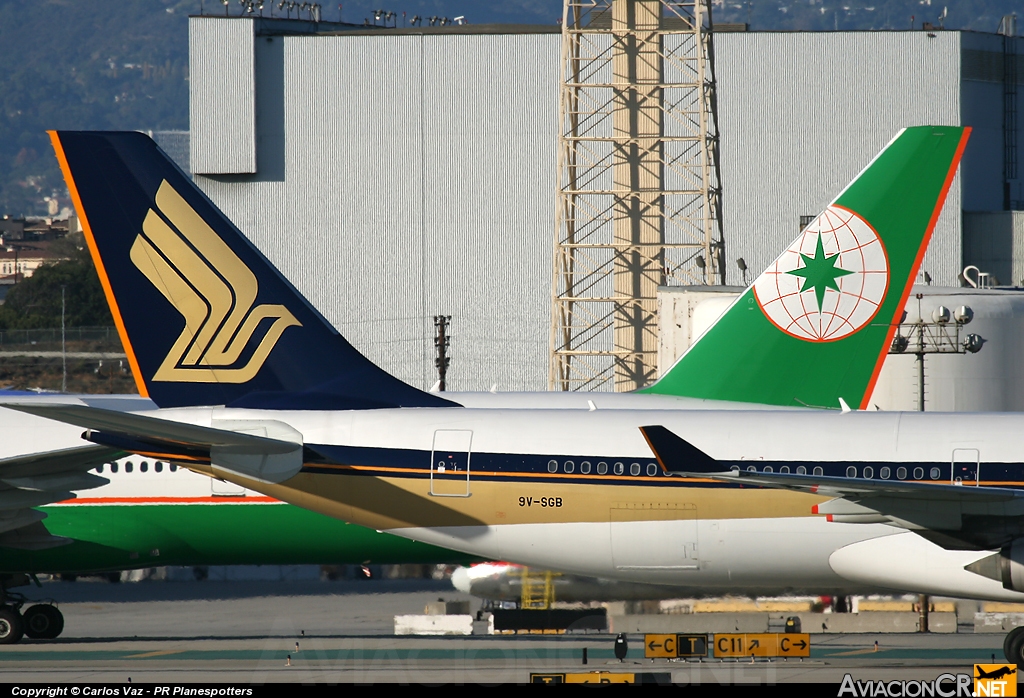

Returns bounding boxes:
[328,0,1016,32]
[0,0,1018,218]
[0,0,193,217]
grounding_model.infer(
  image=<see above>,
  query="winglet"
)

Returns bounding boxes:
[639,425,727,474]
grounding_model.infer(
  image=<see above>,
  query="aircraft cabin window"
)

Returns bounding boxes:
[170,463,177,472]
[140,462,148,473]
[896,467,907,480]
[846,466,857,478]
[747,465,757,472]
[580,461,591,474]
[630,463,640,476]
[647,463,658,476]
[111,463,118,473]
[564,461,574,474]
[597,462,608,475]
[613,462,624,476]
[863,466,874,478]
[796,466,807,475]
[780,466,790,474]
[913,467,923,480]
[930,467,940,480]
[125,462,133,473]
[730,465,740,473]
[880,467,891,480]
[547,460,558,473]
[155,462,163,473]
[813,467,823,476]
[96,464,104,474]
[763,466,773,473]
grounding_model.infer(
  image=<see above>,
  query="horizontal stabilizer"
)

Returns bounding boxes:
[0,444,120,480]
[0,521,72,551]
[0,489,75,511]
[0,442,123,540]
[3,471,107,492]
[5,404,298,452]
[3,404,303,484]
[0,510,47,536]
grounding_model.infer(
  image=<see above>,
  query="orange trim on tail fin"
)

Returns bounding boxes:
[48,131,149,398]
[858,127,971,410]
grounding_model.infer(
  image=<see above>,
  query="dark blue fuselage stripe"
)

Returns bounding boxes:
[301,443,1024,489]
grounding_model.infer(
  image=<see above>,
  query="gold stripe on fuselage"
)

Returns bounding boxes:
[203,469,832,532]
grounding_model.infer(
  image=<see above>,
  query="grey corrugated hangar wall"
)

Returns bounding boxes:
[190,17,1013,392]
[191,18,561,392]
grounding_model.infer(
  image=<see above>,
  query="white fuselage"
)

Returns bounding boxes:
[135,404,1024,601]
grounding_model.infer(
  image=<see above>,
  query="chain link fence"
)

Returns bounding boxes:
[0,326,120,346]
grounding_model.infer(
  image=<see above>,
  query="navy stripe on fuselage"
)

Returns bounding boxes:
[90,435,1024,490]
[299,443,1024,489]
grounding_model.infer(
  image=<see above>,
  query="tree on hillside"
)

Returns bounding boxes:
[0,234,113,329]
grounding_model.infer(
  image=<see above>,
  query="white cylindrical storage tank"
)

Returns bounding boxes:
[868,287,1024,412]
[658,285,1024,412]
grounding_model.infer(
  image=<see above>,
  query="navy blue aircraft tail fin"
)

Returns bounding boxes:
[51,131,456,410]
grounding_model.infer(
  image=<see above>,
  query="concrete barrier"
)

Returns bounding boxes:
[974,613,1024,633]
[394,614,477,635]
[610,612,957,634]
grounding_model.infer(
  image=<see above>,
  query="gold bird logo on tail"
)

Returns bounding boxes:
[129,180,301,383]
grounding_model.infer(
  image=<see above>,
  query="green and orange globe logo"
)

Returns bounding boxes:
[753,205,889,342]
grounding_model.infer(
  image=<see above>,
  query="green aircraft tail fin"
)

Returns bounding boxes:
[641,126,970,409]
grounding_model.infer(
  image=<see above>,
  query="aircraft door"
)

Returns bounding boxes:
[430,430,472,497]
[951,448,980,486]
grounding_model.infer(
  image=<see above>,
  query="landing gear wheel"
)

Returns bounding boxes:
[1003,626,1024,667]
[0,607,24,644]
[23,605,63,640]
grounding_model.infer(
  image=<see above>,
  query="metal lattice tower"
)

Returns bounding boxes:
[550,0,725,392]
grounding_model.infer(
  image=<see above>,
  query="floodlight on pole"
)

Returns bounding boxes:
[888,294,985,411]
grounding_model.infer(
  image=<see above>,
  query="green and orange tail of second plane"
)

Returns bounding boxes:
[644,126,970,410]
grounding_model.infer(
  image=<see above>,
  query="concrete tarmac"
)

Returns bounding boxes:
[0,579,1011,684]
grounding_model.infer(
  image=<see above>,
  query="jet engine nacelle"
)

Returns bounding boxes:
[999,540,1024,592]
[954,539,1024,593]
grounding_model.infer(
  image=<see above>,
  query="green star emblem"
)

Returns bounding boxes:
[787,235,853,310]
